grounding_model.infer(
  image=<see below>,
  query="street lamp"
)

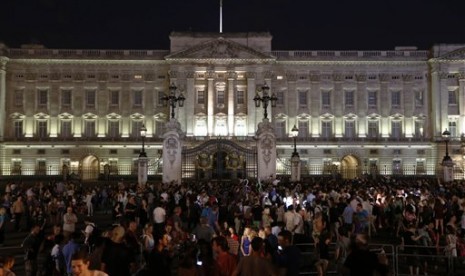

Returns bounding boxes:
[139,124,147,158]
[253,83,278,119]
[291,125,299,157]
[162,83,185,119]
[442,129,451,164]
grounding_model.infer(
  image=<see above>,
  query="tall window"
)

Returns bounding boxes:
[415,90,423,107]
[368,121,378,138]
[391,91,401,107]
[449,121,457,137]
[345,91,354,107]
[321,121,332,138]
[133,90,143,107]
[414,121,424,138]
[298,91,308,106]
[298,120,309,138]
[37,121,48,138]
[38,89,48,107]
[276,91,284,106]
[15,90,23,107]
[61,121,72,138]
[110,91,119,107]
[236,90,245,105]
[108,121,119,138]
[322,91,331,108]
[86,90,96,108]
[368,91,377,108]
[197,90,205,105]
[448,90,458,105]
[217,90,225,105]
[345,120,355,138]
[84,121,96,138]
[14,121,23,138]
[391,120,402,139]
[275,121,286,138]
[132,121,143,138]
[61,90,72,107]
[37,160,46,176]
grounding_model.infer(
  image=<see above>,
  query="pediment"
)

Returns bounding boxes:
[166,38,275,61]
[439,47,465,60]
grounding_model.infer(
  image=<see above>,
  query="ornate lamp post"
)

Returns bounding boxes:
[138,124,148,186]
[290,124,301,182]
[253,83,278,120]
[291,125,299,158]
[442,129,454,182]
[162,83,185,119]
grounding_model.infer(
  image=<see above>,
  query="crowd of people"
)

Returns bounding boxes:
[0,174,464,275]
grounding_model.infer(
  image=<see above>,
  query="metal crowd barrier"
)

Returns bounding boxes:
[395,245,465,276]
[295,243,395,275]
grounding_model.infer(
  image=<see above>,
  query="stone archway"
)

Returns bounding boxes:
[80,155,99,181]
[341,154,360,179]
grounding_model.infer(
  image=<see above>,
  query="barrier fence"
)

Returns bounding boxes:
[295,243,465,275]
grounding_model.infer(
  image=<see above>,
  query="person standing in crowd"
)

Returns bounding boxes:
[192,216,216,243]
[343,233,389,276]
[21,224,43,276]
[153,202,166,237]
[314,232,331,276]
[63,232,81,276]
[101,226,136,276]
[63,207,78,240]
[276,230,301,276]
[212,236,237,276]
[71,250,108,276]
[12,195,25,231]
[232,237,276,276]
[0,207,7,246]
[125,221,142,268]
[2,255,16,276]
[145,232,172,276]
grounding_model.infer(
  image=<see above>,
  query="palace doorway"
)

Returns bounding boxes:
[80,155,99,180]
[341,154,360,179]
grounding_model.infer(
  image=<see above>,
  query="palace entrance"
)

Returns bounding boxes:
[80,155,99,181]
[340,154,360,179]
[182,139,257,181]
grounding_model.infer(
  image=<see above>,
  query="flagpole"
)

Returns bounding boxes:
[220,0,223,33]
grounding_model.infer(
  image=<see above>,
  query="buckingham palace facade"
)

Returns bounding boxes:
[0,32,465,181]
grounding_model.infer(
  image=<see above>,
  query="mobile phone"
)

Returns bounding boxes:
[196,260,203,266]
[278,245,283,251]
[191,234,196,242]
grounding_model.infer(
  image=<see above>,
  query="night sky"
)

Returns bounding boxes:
[0,0,464,51]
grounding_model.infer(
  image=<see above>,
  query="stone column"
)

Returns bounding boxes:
[207,71,215,136]
[185,72,195,136]
[0,59,6,141]
[246,72,257,135]
[138,156,148,186]
[290,155,301,182]
[162,119,184,184]
[256,119,276,181]
[458,73,465,134]
[227,71,235,136]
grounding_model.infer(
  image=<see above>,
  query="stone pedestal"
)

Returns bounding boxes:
[138,156,148,186]
[290,155,301,182]
[256,119,276,181]
[162,119,184,184]
[443,159,454,182]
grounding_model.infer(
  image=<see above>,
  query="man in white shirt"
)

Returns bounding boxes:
[153,203,166,236]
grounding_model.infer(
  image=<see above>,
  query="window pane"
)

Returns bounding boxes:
[86,90,96,108]
[197,91,205,105]
[345,121,355,138]
[449,121,457,137]
[61,121,72,138]
[322,121,332,138]
[391,121,401,138]
[322,91,330,107]
[448,90,457,105]
[391,91,401,107]
[132,121,143,138]
[298,121,308,138]
[108,121,119,138]
[15,90,23,107]
[85,121,95,137]
[14,121,23,138]
[61,90,72,107]
[368,121,378,138]
[38,89,48,106]
[237,91,245,105]
[345,91,354,106]
[217,90,225,105]
[110,91,119,106]
[38,121,47,138]
[299,91,308,106]
[133,90,143,107]
[368,91,377,107]
[277,92,284,105]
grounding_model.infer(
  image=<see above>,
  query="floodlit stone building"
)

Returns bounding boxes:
[0,32,464,181]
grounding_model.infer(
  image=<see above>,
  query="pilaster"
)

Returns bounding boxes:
[227,71,235,136]
[186,72,195,136]
[0,60,7,141]
[246,72,257,134]
[207,70,214,136]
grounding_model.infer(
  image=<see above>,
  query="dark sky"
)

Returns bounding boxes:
[1,0,464,50]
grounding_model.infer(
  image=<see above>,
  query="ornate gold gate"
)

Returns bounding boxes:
[182,139,257,181]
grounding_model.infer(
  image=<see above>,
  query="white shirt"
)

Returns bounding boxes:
[153,207,166,223]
